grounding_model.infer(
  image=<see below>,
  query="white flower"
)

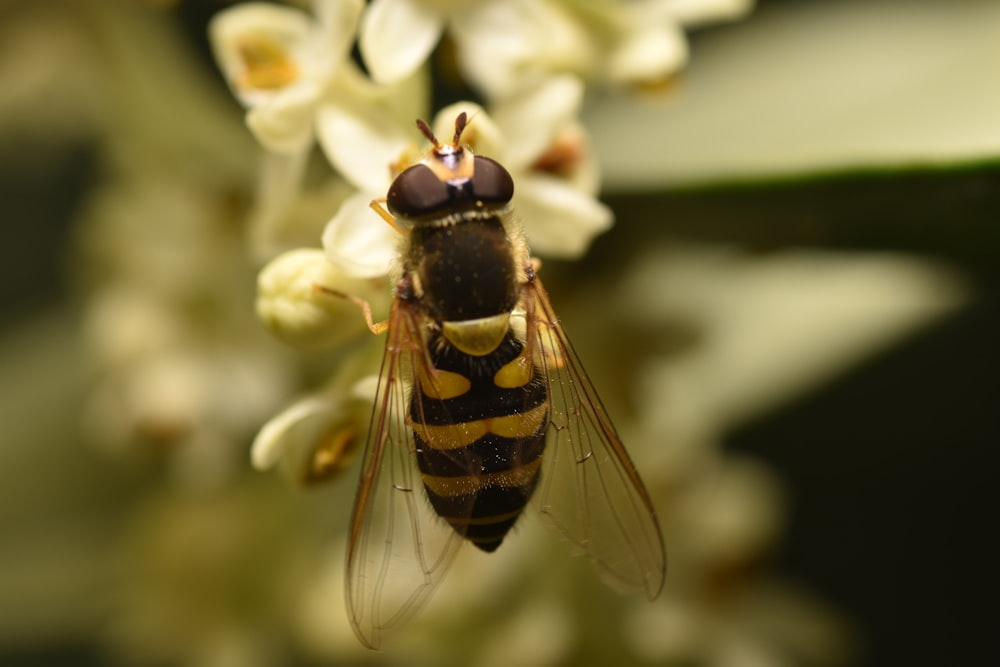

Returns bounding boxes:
[314,44,430,187]
[603,0,755,86]
[210,0,364,154]
[313,78,429,279]
[357,0,447,86]
[321,193,402,278]
[360,0,595,97]
[449,0,601,99]
[251,372,379,486]
[319,83,611,278]
[360,0,755,98]
[211,0,434,268]
[655,0,756,27]
[256,248,391,350]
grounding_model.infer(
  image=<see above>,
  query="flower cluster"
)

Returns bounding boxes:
[0,0,889,665]
[205,2,857,665]
[208,0,753,482]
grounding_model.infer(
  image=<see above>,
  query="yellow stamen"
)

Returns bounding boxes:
[303,423,361,485]
[237,35,299,90]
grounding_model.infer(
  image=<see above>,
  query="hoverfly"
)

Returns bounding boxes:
[344,112,665,649]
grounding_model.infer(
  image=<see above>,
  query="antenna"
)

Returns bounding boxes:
[416,112,470,149]
[415,119,439,148]
[452,112,468,145]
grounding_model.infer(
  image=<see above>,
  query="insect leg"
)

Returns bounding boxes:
[314,284,389,335]
[369,198,408,235]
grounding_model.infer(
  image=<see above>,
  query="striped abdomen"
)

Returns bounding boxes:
[411,331,548,552]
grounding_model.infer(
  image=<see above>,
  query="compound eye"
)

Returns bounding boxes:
[387,164,450,219]
[471,156,514,205]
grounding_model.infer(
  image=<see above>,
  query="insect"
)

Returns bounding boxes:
[344,112,665,649]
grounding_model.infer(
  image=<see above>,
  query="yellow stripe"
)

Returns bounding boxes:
[412,420,487,449]
[489,403,548,438]
[412,403,549,450]
[418,366,471,400]
[422,458,542,498]
[493,352,533,388]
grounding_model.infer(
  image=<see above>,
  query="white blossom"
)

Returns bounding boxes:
[209,0,364,153]
[360,0,755,98]
[251,378,375,486]
[256,248,389,349]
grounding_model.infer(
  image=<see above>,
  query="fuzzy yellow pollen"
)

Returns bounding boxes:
[237,35,299,90]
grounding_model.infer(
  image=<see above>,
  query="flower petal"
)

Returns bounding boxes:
[655,0,756,27]
[245,80,321,154]
[491,75,584,169]
[515,174,613,258]
[251,396,328,470]
[316,98,412,192]
[431,102,506,161]
[606,21,688,85]
[359,0,444,84]
[209,2,314,107]
[322,192,400,278]
[453,0,592,99]
[313,0,365,65]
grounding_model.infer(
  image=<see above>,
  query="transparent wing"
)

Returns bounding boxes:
[345,300,470,649]
[526,277,666,599]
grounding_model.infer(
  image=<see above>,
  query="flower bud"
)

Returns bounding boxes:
[256,248,386,350]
